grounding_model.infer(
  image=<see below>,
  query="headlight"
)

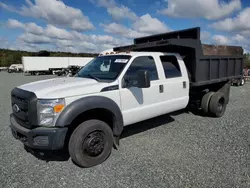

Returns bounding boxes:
[37,98,65,127]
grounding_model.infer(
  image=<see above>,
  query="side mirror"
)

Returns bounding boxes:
[136,70,150,88]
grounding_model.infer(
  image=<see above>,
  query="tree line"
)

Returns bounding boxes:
[0,49,99,67]
[0,48,250,68]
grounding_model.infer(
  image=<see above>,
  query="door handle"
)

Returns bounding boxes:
[159,85,164,93]
[183,81,186,88]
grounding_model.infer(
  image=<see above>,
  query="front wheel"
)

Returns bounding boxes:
[68,119,113,168]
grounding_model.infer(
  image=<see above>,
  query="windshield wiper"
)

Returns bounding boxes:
[86,73,100,82]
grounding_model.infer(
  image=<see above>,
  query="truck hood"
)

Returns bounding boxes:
[18,77,112,98]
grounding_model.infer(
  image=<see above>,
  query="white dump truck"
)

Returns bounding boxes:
[9,27,243,168]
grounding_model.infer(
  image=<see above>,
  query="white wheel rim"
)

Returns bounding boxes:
[241,79,244,85]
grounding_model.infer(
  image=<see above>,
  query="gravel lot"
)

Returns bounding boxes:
[0,72,250,188]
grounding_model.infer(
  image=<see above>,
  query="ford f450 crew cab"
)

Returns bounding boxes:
[9,27,244,168]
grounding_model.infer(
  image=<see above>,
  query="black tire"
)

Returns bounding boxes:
[201,91,214,113]
[209,92,226,117]
[68,119,113,168]
[236,79,241,86]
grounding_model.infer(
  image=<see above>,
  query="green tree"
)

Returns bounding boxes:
[2,55,14,67]
[243,53,250,68]
[37,50,50,56]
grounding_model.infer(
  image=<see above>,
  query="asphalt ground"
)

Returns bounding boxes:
[0,72,250,188]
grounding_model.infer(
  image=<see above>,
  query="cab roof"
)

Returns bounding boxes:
[99,51,178,57]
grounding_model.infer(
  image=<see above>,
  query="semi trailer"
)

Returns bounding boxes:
[22,56,94,75]
[9,27,243,168]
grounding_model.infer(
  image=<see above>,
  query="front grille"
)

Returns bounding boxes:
[11,94,30,128]
[11,88,38,128]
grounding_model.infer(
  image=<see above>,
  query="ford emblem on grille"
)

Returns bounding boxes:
[13,104,20,113]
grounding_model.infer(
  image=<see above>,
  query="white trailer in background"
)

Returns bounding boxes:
[22,56,94,75]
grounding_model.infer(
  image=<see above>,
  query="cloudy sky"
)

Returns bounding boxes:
[0,0,249,53]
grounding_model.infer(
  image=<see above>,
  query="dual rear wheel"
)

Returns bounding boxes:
[232,78,245,86]
[201,91,227,117]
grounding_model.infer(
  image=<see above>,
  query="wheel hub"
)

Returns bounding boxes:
[218,98,225,112]
[83,131,105,156]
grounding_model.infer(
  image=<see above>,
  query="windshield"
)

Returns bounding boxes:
[76,55,131,81]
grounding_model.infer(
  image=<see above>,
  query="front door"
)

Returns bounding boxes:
[119,55,164,126]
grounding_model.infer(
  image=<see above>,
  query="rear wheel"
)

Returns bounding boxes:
[209,92,226,117]
[68,119,113,168]
[236,79,241,86]
[201,91,214,113]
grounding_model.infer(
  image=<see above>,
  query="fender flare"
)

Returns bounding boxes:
[55,96,124,136]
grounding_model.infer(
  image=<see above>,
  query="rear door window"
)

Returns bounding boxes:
[160,56,182,78]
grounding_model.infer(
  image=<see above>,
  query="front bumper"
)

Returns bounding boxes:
[10,114,68,150]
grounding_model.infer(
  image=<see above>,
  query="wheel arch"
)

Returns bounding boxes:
[55,96,124,137]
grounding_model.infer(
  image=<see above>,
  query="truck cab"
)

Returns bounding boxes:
[8,64,23,73]
[111,52,190,125]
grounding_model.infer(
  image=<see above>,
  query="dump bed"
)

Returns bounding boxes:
[113,27,244,86]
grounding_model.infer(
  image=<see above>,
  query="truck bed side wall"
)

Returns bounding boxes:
[193,56,243,86]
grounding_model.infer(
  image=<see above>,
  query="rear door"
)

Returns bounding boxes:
[157,54,189,112]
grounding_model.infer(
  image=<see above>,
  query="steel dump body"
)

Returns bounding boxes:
[113,27,244,86]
